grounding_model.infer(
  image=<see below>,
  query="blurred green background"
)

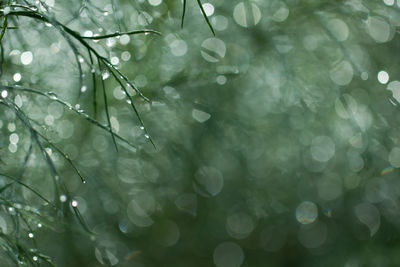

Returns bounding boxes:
[1,0,400,266]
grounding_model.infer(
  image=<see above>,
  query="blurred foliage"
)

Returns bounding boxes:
[1,0,400,266]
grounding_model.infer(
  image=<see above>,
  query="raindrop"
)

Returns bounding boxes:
[384,0,395,5]
[367,16,391,43]
[192,109,211,123]
[102,70,110,80]
[21,51,33,65]
[121,51,131,61]
[296,201,318,224]
[335,94,357,119]
[1,90,8,98]
[7,123,16,132]
[310,136,335,162]
[226,212,254,239]
[175,193,197,216]
[78,55,84,63]
[193,166,224,197]
[377,70,389,84]
[170,40,188,57]
[83,30,93,37]
[387,81,400,102]
[216,75,227,85]
[111,56,120,65]
[9,133,19,144]
[106,38,116,47]
[149,0,162,6]
[95,246,119,266]
[330,61,353,86]
[202,3,214,16]
[71,200,78,207]
[59,195,67,202]
[388,147,400,167]
[271,2,289,22]
[47,92,58,100]
[13,73,22,82]
[127,196,155,227]
[326,19,349,42]
[120,34,130,45]
[201,38,226,63]
[361,72,368,80]
[354,202,380,236]
[8,207,16,215]
[212,15,229,31]
[233,2,261,27]
[3,7,10,15]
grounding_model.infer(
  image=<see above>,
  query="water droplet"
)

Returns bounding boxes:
[296,201,318,224]
[202,3,215,16]
[47,92,58,99]
[121,51,131,61]
[377,70,389,84]
[192,109,211,123]
[1,90,8,98]
[355,202,380,236]
[59,195,67,202]
[170,40,188,57]
[111,56,120,65]
[175,193,197,216]
[326,19,349,42]
[367,16,391,43]
[193,166,224,197]
[3,7,11,15]
[233,2,261,28]
[226,212,254,239]
[102,71,110,80]
[13,73,22,82]
[330,61,353,86]
[310,136,335,162]
[201,38,226,63]
[71,200,78,207]
[21,51,33,65]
